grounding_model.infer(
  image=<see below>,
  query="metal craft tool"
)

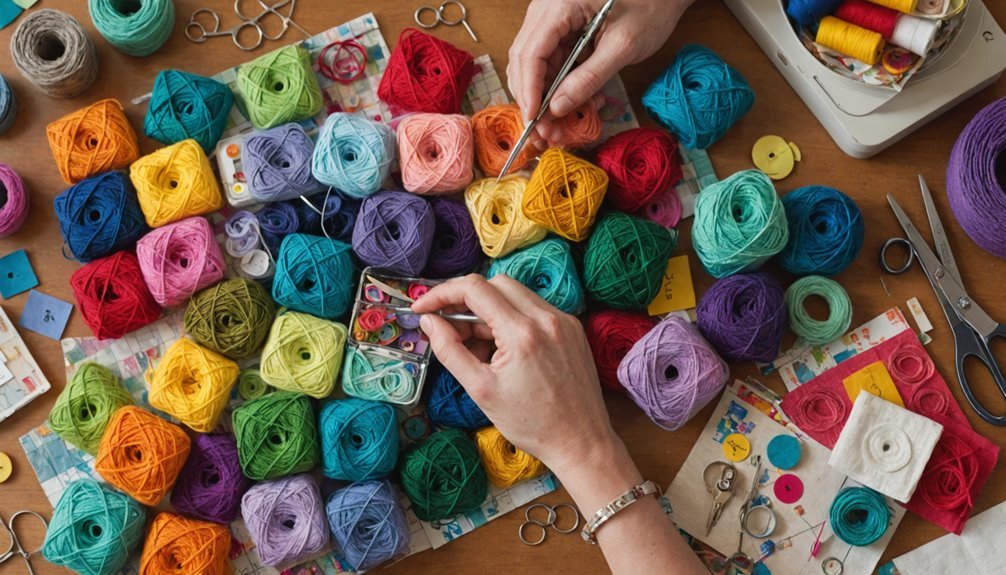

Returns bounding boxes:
[415,1,479,42]
[185,0,310,51]
[366,276,484,324]
[0,511,47,575]
[703,461,736,535]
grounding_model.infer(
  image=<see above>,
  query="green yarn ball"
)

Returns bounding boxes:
[583,213,677,310]
[233,390,320,480]
[238,368,273,401]
[48,363,133,455]
[184,278,276,360]
[399,428,488,521]
[237,44,323,129]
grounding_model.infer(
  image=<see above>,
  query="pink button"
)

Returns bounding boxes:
[774,474,804,504]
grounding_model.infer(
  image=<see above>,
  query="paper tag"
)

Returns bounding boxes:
[907,297,933,333]
[647,255,696,316]
[19,290,73,340]
[842,361,905,408]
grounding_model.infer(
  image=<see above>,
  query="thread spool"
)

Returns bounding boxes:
[171,434,252,524]
[95,406,191,505]
[829,487,889,546]
[342,347,419,405]
[136,216,226,308]
[471,104,537,177]
[139,513,231,575]
[325,480,411,571]
[618,315,729,431]
[785,275,853,345]
[816,17,885,66]
[47,99,139,185]
[242,474,330,567]
[0,74,18,134]
[585,310,657,394]
[237,44,323,129]
[11,9,98,98]
[426,364,490,430]
[522,148,608,242]
[0,163,29,238]
[692,169,789,279]
[642,45,754,150]
[239,368,273,401]
[54,172,147,262]
[474,426,547,489]
[643,186,683,229]
[865,0,918,14]
[42,479,146,575]
[48,363,133,455]
[553,101,603,149]
[787,0,844,27]
[243,123,324,203]
[378,28,475,115]
[595,127,683,213]
[71,251,162,340]
[465,176,547,258]
[836,0,899,38]
[487,238,584,314]
[696,273,789,363]
[88,0,175,57]
[352,190,436,276]
[583,213,677,310]
[232,390,320,480]
[398,113,475,196]
[889,13,939,56]
[185,278,275,360]
[145,70,234,153]
[131,139,223,228]
[260,311,348,398]
[778,186,864,277]
[147,339,240,433]
[272,234,355,320]
[399,428,488,521]
[425,197,483,278]
[312,113,396,199]
[319,398,399,481]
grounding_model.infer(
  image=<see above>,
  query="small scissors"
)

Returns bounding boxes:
[186,0,310,51]
[0,511,48,575]
[703,461,736,535]
[738,456,776,539]
[415,1,479,43]
[881,175,1006,426]
[518,503,580,546]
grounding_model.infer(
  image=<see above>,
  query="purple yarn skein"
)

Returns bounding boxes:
[243,123,325,203]
[696,273,788,363]
[325,480,411,571]
[352,190,435,275]
[170,434,252,524]
[424,197,483,278]
[241,474,330,567]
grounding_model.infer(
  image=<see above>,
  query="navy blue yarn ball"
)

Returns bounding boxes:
[426,365,490,431]
[54,172,148,262]
[778,185,864,277]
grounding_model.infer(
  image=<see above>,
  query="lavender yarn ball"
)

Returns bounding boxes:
[617,315,729,430]
[244,123,325,203]
[171,434,252,524]
[325,480,411,571]
[424,198,483,278]
[352,190,435,275]
[241,474,330,567]
[696,273,788,363]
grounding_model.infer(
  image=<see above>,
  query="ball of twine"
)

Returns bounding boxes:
[312,112,397,199]
[0,73,18,134]
[147,338,240,433]
[595,127,682,213]
[785,275,852,345]
[471,104,537,177]
[352,190,436,275]
[696,272,789,363]
[487,238,584,314]
[522,148,609,242]
[583,212,677,310]
[0,163,30,238]
[319,398,399,481]
[46,99,139,185]
[778,186,864,277]
[238,368,273,401]
[342,347,419,405]
[465,176,547,258]
[377,28,475,115]
[474,426,547,489]
[232,390,320,480]
[185,278,275,360]
[171,434,252,524]
[325,480,411,572]
[88,0,175,57]
[54,172,147,262]
[260,311,348,398]
[399,428,488,521]
[425,197,483,278]
[617,315,729,431]
[829,487,889,546]
[243,123,324,203]
[145,69,234,153]
[10,9,98,98]
[139,512,231,575]
[272,233,355,320]
[585,309,657,394]
[130,138,223,228]
[136,216,226,308]
[426,364,490,430]
[242,474,330,567]
[48,362,133,455]
[237,44,322,130]
[70,251,162,340]
[552,101,602,149]
[398,113,475,196]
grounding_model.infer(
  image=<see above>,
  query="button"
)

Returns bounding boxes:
[774,474,804,504]
[723,433,751,462]
[752,135,800,181]
[0,451,12,483]
[767,435,802,470]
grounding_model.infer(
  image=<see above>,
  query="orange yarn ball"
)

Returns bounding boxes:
[522,148,608,242]
[471,104,537,177]
[130,139,223,228]
[140,512,231,575]
[96,406,191,506]
[148,338,240,433]
[46,98,139,184]
[553,101,602,149]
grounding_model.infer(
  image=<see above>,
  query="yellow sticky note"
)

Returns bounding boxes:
[647,255,696,316]
[842,361,905,408]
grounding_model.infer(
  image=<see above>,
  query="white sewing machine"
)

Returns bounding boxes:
[724,0,1006,158]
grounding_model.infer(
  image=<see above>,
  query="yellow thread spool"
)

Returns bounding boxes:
[816,17,885,66]
[865,0,918,14]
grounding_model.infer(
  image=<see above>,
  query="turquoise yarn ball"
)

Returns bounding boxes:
[88,0,175,57]
[319,398,400,481]
[312,113,397,199]
[42,479,146,575]
[145,70,235,154]
[487,238,584,314]
[642,45,754,150]
[778,185,865,277]
[273,233,355,320]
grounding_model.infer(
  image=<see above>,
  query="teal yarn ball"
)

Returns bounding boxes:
[43,479,146,575]
[88,0,175,57]
[313,113,397,199]
[693,169,788,278]
[145,70,235,154]
[778,186,865,277]
[583,213,677,310]
[829,487,889,546]
[487,237,584,314]
[785,275,852,345]
[273,233,355,320]
[319,398,399,481]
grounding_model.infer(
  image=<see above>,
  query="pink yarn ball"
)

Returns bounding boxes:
[0,163,29,238]
[398,113,474,195]
[136,216,225,307]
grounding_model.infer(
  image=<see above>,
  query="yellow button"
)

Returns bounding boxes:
[723,433,751,462]
[0,452,12,483]
[752,135,801,180]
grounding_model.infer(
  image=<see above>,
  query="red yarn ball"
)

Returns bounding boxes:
[378,29,475,115]
[585,309,657,393]
[594,127,683,213]
[71,251,162,340]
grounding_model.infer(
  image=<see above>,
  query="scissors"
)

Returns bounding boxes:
[0,511,47,575]
[518,503,580,546]
[415,1,479,43]
[366,275,484,324]
[186,0,310,51]
[497,0,617,180]
[881,175,1006,426]
[703,461,736,535]
[737,456,776,539]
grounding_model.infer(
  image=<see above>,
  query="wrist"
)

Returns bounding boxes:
[551,432,645,517]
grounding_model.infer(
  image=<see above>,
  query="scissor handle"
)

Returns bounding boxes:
[437,0,468,25]
[880,237,915,275]
[953,322,1006,426]
[185,9,222,43]
[415,5,440,28]
[10,511,47,557]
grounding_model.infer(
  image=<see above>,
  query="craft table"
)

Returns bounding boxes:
[1,1,1005,573]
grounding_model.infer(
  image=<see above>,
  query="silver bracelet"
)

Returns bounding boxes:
[581,480,661,544]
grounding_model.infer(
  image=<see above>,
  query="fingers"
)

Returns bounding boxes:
[549,32,626,118]
[421,314,492,387]
[488,275,555,317]
[509,3,586,123]
[411,274,525,330]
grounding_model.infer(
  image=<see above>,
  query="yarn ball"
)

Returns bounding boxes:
[584,309,657,393]
[426,364,490,430]
[425,197,483,278]
[643,186,684,229]
[325,480,411,571]
[242,474,330,567]
[341,347,420,405]
[46,99,139,185]
[139,512,231,575]
[829,487,889,546]
[147,338,240,433]
[487,238,584,314]
[54,171,148,262]
[136,216,226,308]
[256,200,299,255]
[237,44,323,129]
[377,28,475,115]
[696,273,789,363]
[399,428,488,521]
[185,278,276,360]
[583,212,677,310]
[319,398,399,481]
[552,101,602,149]
[312,112,396,199]
[10,9,98,98]
[353,190,436,275]
[471,104,537,176]
[618,315,729,431]
[130,138,223,228]
[260,311,348,398]
[595,127,683,213]
[0,162,30,238]
[0,72,18,135]
[42,479,146,575]
[272,234,355,319]
[145,69,234,153]
[171,433,253,524]
[778,186,865,277]
[95,406,191,505]
[243,123,324,203]
[88,0,174,57]
[71,251,162,340]
[474,426,547,488]
[398,113,475,195]
[522,148,609,242]
[642,45,755,150]
[238,368,273,401]
[465,176,547,258]
[692,169,789,278]
[318,192,362,243]
[48,362,133,455]
[785,275,853,345]
[232,390,320,480]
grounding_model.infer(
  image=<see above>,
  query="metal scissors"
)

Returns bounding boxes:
[367,275,484,324]
[518,503,580,546]
[0,511,48,575]
[881,175,1006,426]
[186,0,310,51]
[738,456,776,539]
[703,461,736,535]
[497,0,617,180]
[415,1,479,43]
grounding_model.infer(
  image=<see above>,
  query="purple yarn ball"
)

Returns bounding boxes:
[171,434,252,524]
[243,123,325,203]
[241,474,330,567]
[696,273,788,363]
[424,198,483,278]
[352,190,435,275]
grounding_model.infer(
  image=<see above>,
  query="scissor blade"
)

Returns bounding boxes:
[367,276,414,303]
[919,175,963,287]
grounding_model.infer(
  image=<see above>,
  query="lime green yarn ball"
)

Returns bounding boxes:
[48,363,133,455]
[583,212,677,310]
[237,44,323,129]
[233,390,320,480]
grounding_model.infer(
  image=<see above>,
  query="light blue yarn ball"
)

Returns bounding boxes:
[325,480,411,571]
[272,233,356,319]
[88,0,175,57]
[312,113,397,199]
[319,398,399,482]
[487,237,584,314]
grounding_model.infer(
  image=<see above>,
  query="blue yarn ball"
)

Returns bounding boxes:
[325,480,411,571]
[426,364,490,431]
[778,186,864,277]
[319,398,399,481]
[313,113,397,199]
[642,45,755,150]
[785,0,843,29]
[487,238,584,314]
[273,233,355,319]
[0,73,18,135]
[257,201,300,255]
[54,172,149,262]
[145,70,234,153]
[317,192,361,243]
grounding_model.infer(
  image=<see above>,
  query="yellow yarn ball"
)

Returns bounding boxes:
[465,175,548,258]
[474,426,547,488]
[130,139,223,228]
[260,310,348,398]
[522,148,608,242]
[147,338,240,433]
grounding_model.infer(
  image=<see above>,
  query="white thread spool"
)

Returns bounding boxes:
[890,14,941,56]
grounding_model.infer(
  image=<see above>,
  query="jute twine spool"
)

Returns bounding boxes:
[11,9,98,98]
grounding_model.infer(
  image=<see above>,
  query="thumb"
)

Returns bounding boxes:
[549,36,625,118]
[421,314,491,389]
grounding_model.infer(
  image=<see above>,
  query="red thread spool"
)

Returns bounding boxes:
[377,29,475,115]
[585,309,657,393]
[595,127,683,213]
[71,251,162,340]
[835,0,900,39]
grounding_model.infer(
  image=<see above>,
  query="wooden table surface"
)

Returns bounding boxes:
[2,0,1005,573]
